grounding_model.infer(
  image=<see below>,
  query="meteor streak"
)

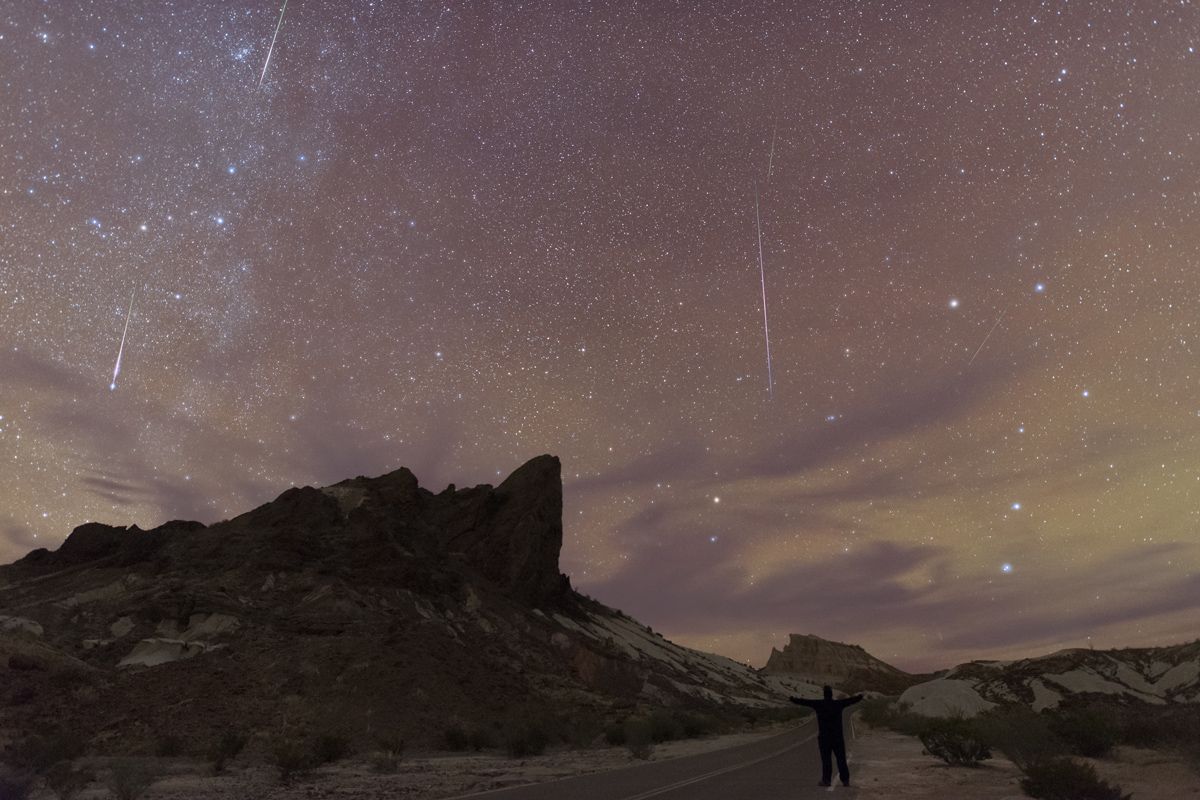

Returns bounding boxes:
[754,184,774,399]
[258,0,289,87]
[967,308,1006,367]
[110,288,136,391]
[766,123,777,182]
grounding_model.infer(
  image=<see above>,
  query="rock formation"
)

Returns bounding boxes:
[900,642,1200,716]
[0,455,789,758]
[763,633,918,694]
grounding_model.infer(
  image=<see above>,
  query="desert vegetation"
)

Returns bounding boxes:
[436,703,803,763]
[105,759,156,800]
[916,716,992,766]
[367,733,405,774]
[1018,757,1132,800]
[856,696,1185,798]
[206,730,248,774]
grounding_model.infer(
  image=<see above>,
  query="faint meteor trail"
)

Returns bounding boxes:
[258,0,289,87]
[766,123,777,182]
[754,184,774,399]
[109,288,136,391]
[967,308,1006,367]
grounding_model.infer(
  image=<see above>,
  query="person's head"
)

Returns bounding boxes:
[823,685,833,700]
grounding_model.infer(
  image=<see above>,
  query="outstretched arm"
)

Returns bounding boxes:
[789,696,817,708]
[842,694,864,707]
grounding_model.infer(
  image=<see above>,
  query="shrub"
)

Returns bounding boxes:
[976,706,1065,769]
[467,727,496,751]
[45,763,91,800]
[1019,757,1131,800]
[855,698,929,737]
[503,721,550,758]
[269,736,314,784]
[14,730,86,773]
[207,730,248,774]
[369,749,402,773]
[312,733,349,764]
[375,731,406,754]
[918,717,991,767]
[647,709,684,743]
[604,721,626,746]
[857,696,897,727]
[676,712,718,739]
[566,714,604,749]
[369,732,404,773]
[443,724,470,751]
[155,734,183,757]
[1113,702,1200,750]
[106,759,155,800]
[624,718,654,760]
[1049,706,1118,759]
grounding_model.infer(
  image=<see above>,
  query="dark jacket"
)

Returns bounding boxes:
[791,694,863,740]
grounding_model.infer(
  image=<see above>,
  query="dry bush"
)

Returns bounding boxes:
[503,720,550,758]
[443,724,470,751]
[467,727,496,751]
[623,718,654,760]
[1019,757,1131,800]
[368,731,404,773]
[207,730,248,774]
[105,759,155,800]
[312,732,349,764]
[155,734,183,757]
[269,736,314,784]
[1049,705,1119,758]
[976,706,1066,769]
[44,762,91,800]
[918,717,991,767]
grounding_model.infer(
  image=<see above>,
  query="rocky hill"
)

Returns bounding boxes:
[899,641,1200,716]
[0,456,793,757]
[762,633,920,695]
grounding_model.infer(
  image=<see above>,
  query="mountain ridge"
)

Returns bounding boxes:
[899,640,1200,716]
[0,455,803,757]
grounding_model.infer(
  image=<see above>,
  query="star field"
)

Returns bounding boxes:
[2,1,1199,670]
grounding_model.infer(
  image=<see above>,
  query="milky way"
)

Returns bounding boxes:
[2,2,1199,670]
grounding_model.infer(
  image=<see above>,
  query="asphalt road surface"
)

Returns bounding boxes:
[443,718,863,800]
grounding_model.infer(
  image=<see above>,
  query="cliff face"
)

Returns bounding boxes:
[0,455,790,757]
[763,633,916,693]
[17,454,567,608]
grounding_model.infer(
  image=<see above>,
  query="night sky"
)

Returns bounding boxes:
[3,1,1199,672]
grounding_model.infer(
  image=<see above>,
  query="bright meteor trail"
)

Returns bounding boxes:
[754,184,774,399]
[967,308,1007,368]
[109,288,136,391]
[258,0,289,87]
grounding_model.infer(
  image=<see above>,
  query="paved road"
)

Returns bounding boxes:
[443,718,863,800]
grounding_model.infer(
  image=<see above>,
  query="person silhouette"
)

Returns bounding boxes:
[790,685,863,787]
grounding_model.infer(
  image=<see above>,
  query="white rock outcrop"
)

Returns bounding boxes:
[899,678,997,717]
[0,615,43,637]
[118,613,239,668]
